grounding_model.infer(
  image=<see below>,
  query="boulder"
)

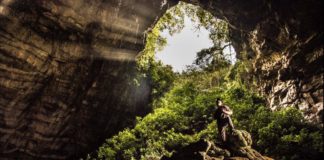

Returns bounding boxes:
[227,130,268,160]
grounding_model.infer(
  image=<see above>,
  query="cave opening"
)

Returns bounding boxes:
[137,1,238,74]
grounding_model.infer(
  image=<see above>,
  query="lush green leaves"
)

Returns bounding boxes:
[95,68,323,160]
[256,107,323,160]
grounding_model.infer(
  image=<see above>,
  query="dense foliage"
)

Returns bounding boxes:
[90,2,323,160]
[94,64,323,160]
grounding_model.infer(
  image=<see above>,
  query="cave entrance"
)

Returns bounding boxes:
[137,2,237,74]
[135,1,256,107]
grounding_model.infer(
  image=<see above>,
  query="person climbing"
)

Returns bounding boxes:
[214,98,235,145]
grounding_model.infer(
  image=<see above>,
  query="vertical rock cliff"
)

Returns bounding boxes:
[0,0,174,159]
[184,0,323,123]
[0,0,322,159]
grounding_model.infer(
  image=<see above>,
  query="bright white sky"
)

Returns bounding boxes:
[155,16,214,72]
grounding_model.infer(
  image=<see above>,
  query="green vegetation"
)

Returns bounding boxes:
[90,2,323,160]
[94,67,323,160]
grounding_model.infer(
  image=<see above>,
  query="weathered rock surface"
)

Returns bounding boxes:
[163,130,273,160]
[0,0,175,159]
[182,0,323,123]
[0,0,322,159]
[226,130,266,160]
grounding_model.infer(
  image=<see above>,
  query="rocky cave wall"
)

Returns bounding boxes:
[0,0,322,159]
[0,0,175,159]
[187,0,323,123]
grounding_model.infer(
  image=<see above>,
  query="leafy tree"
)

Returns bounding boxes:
[256,107,323,160]
[194,46,231,71]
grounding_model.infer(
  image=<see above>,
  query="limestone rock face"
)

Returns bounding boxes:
[0,0,322,159]
[190,0,323,124]
[0,0,175,159]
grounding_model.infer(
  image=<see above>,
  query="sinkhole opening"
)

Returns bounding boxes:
[137,1,237,74]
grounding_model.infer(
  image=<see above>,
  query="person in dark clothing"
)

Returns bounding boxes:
[214,98,235,144]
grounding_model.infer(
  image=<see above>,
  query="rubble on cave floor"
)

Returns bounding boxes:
[163,130,273,160]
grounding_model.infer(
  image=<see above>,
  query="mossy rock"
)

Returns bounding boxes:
[228,130,252,148]
[226,130,269,160]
